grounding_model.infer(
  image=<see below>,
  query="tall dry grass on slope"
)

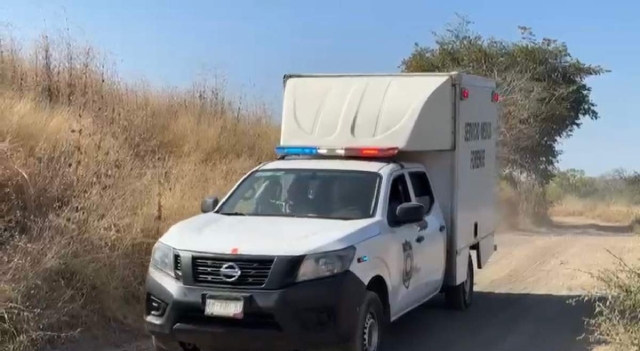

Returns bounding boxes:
[0,34,277,350]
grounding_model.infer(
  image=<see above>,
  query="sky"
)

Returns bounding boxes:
[0,0,637,176]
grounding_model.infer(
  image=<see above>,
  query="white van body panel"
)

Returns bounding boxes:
[394,75,498,285]
[451,74,498,284]
[281,74,455,151]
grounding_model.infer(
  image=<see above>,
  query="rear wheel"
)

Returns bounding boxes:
[444,254,474,310]
[342,291,386,351]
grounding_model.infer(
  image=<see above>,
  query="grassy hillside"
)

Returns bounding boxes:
[0,34,277,350]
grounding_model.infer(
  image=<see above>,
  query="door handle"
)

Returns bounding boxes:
[439,225,446,232]
[416,235,425,244]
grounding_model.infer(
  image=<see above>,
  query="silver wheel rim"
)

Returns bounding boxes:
[363,311,379,351]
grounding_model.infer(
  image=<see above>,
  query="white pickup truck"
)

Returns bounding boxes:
[145,72,499,351]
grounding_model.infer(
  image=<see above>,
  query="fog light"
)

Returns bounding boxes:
[147,295,167,317]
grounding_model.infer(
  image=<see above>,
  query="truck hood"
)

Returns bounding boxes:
[159,213,381,256]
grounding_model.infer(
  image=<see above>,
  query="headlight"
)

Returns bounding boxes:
[150,242,175,278]
[296,246,356,282]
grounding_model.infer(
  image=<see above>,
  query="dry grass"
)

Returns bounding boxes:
[550,192,640,351]
[551,196,640,350]
[549,195,640,225]
[582,255,640,351]
[0,33,277,350]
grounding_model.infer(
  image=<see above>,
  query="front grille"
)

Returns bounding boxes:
[192,256,275,288]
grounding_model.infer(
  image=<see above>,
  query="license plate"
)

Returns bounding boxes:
[204,297,244,319]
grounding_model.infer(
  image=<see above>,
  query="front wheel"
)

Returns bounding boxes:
[444,254,474,311]
[342,291,386,351]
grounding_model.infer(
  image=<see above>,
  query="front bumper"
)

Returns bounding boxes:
[145,268,366,351]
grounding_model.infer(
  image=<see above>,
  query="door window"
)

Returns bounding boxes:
[387,174,412,226]
[408,171,435,213]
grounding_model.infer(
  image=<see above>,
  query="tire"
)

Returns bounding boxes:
[444,254,474,311]
[341,291,386,351]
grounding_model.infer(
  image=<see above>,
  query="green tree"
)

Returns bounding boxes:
[400,16,608,185]
[549,168,598,198]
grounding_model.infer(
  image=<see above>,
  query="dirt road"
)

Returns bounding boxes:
[386,220,640,351]
[84,219,640,351]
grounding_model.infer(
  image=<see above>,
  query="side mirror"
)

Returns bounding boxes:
[201,196,219,213]
[396,202,426,224]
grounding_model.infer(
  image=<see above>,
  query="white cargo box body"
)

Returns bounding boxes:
[281,73,498,285]
[281,73,456,150]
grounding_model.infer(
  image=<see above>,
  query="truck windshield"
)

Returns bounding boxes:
[217,169,381,220]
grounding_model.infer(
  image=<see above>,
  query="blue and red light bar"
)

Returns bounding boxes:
[275,146,399,158]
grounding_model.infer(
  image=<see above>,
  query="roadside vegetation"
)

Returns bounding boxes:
[0,33,277,350]
[546,168,640,350]
[0,17,635,351]
[583,256,640,350]
[547,168,640,225]
[401,16,607,224]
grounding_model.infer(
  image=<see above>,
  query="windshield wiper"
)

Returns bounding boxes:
[218,212,248,216]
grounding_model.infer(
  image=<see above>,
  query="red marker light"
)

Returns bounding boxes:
[345,147,399,158]
[461,88,470,100]
[360,149,383,156]
[231,248,239,254]
[491,91,500,102]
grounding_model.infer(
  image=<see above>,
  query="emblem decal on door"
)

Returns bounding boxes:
[402,240,414,289]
